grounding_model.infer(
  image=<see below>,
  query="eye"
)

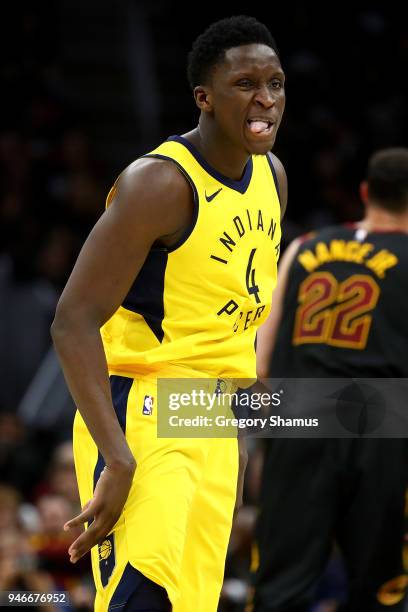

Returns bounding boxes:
[269,79,284,89]
[236,79,254,89]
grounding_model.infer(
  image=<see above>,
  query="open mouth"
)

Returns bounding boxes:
[246,119,274,135]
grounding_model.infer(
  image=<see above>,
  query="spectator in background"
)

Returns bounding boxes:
[0,527,57,611]
[0,484,22,532]
[44,441,81,509]
[30,494,91,594]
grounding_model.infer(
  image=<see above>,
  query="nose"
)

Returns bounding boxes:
[254,85,275,108]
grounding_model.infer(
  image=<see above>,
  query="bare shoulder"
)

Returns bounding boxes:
[108,156,194,243]
[119,156,192,200]
[53,156,195,324]
[267,152,288,219]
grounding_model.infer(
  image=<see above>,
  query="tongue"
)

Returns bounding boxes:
[249,120,269,133]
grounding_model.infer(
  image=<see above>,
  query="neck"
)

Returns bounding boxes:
[183,119,251,181]
[358,204,408,233]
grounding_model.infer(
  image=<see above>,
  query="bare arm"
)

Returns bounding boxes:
[256,238,301,379]
[51,158,193,561]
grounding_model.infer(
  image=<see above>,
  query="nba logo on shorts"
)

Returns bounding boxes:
[143,395,154,415]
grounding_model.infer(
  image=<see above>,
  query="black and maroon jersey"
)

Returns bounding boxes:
[270,224,408,377]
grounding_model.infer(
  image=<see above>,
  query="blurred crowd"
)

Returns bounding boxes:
[0,440,94,610]
[1,3,406,611]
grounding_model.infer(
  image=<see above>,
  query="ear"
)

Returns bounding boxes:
[193,86,213,113]
[359,181,369,207]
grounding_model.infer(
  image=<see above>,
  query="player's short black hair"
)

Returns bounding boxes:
[187,15,279,89]
[367,148,408,212]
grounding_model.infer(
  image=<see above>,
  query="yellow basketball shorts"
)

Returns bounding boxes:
[73,374,239,611]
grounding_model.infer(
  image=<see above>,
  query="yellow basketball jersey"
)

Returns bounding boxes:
[101,135,282,380]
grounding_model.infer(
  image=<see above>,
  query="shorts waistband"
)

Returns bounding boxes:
[109,368,240,395]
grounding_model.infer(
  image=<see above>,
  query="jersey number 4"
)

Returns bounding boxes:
[293,272,380,350]
[246,248,261,304]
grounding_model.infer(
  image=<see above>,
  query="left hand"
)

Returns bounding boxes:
[234,436,248,517]
[64,460,135,563]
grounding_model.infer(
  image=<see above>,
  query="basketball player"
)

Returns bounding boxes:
[252,148,408,611]
[51,16,287,612]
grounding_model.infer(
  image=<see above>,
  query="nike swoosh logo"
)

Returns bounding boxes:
[205,187,223,202]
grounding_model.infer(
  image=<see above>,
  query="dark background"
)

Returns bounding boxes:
[0,1,406,610]
[2,1,407,290]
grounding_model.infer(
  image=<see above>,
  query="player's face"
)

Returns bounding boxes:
[208,44,285,155]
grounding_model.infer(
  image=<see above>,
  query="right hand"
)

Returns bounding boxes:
[64,460,136,563]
